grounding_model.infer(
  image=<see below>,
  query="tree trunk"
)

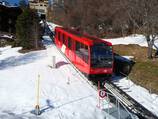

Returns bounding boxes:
[146,35,153,59]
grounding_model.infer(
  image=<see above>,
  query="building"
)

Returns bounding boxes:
[29,0,48,19]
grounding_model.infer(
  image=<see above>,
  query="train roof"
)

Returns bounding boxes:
[55,27,112,46]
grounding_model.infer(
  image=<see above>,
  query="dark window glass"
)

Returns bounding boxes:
[60,33,63,43]
[62,34,65,44]
[76,41,80,52]
[91,43,113,68]
[68,37,72,49]
[58,32,60,41]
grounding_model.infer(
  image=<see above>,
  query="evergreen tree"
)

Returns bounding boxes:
[16,8,42,50]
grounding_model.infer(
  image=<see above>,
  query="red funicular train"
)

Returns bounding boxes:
[54,27,114,79]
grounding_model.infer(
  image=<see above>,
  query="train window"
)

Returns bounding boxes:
[58,32,60,41]
[68,37,72,49]
[60,33,63,43]
[81,45,88,63]
[75,41,89,64]
[62,34,65,44]
[91,43,113,68]
[76,41,81,57]
[83,45,88,63]
[76,41,80,52]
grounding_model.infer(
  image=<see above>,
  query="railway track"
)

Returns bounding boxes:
[104,80,158,119]
[44,22,158,119]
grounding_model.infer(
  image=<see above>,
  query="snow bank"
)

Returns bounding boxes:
[105,34,158,48]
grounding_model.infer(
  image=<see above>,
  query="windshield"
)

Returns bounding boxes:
[91,43,113,68]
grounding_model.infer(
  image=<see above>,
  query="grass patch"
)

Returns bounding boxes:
[113,45,158,94]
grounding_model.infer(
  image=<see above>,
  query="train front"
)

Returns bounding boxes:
[89,42,113,78]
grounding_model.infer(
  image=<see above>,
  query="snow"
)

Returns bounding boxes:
[105,34,158,48]
[0,34,14,39]
[0,38,129,118]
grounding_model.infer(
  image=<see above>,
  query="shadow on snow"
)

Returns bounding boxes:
[0,51,46,70]
[30,95,92,115]
[55,61,69,68]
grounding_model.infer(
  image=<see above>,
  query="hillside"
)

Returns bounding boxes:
[106,35,158,94]
[114,45,158,93]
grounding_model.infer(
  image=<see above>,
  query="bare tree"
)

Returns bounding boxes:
[121,0,158,59]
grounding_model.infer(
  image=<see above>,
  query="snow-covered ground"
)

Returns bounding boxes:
[0,35,135,119]
[105,35,158,116]
[0,43,103,119]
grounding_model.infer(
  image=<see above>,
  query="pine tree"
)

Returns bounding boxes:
[16,8,42,50]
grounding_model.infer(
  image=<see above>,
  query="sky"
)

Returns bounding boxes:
[5,0,28,5]
[5,0,51,5]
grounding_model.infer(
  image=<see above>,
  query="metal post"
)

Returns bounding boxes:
[127,76,130,88]
[67,77,70,85]
[52,56,56,68]
[97,81,100,108]
[35,74,41,115]
[118,100,120,119]
[149,83,152,94]
[107,93,110,118]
